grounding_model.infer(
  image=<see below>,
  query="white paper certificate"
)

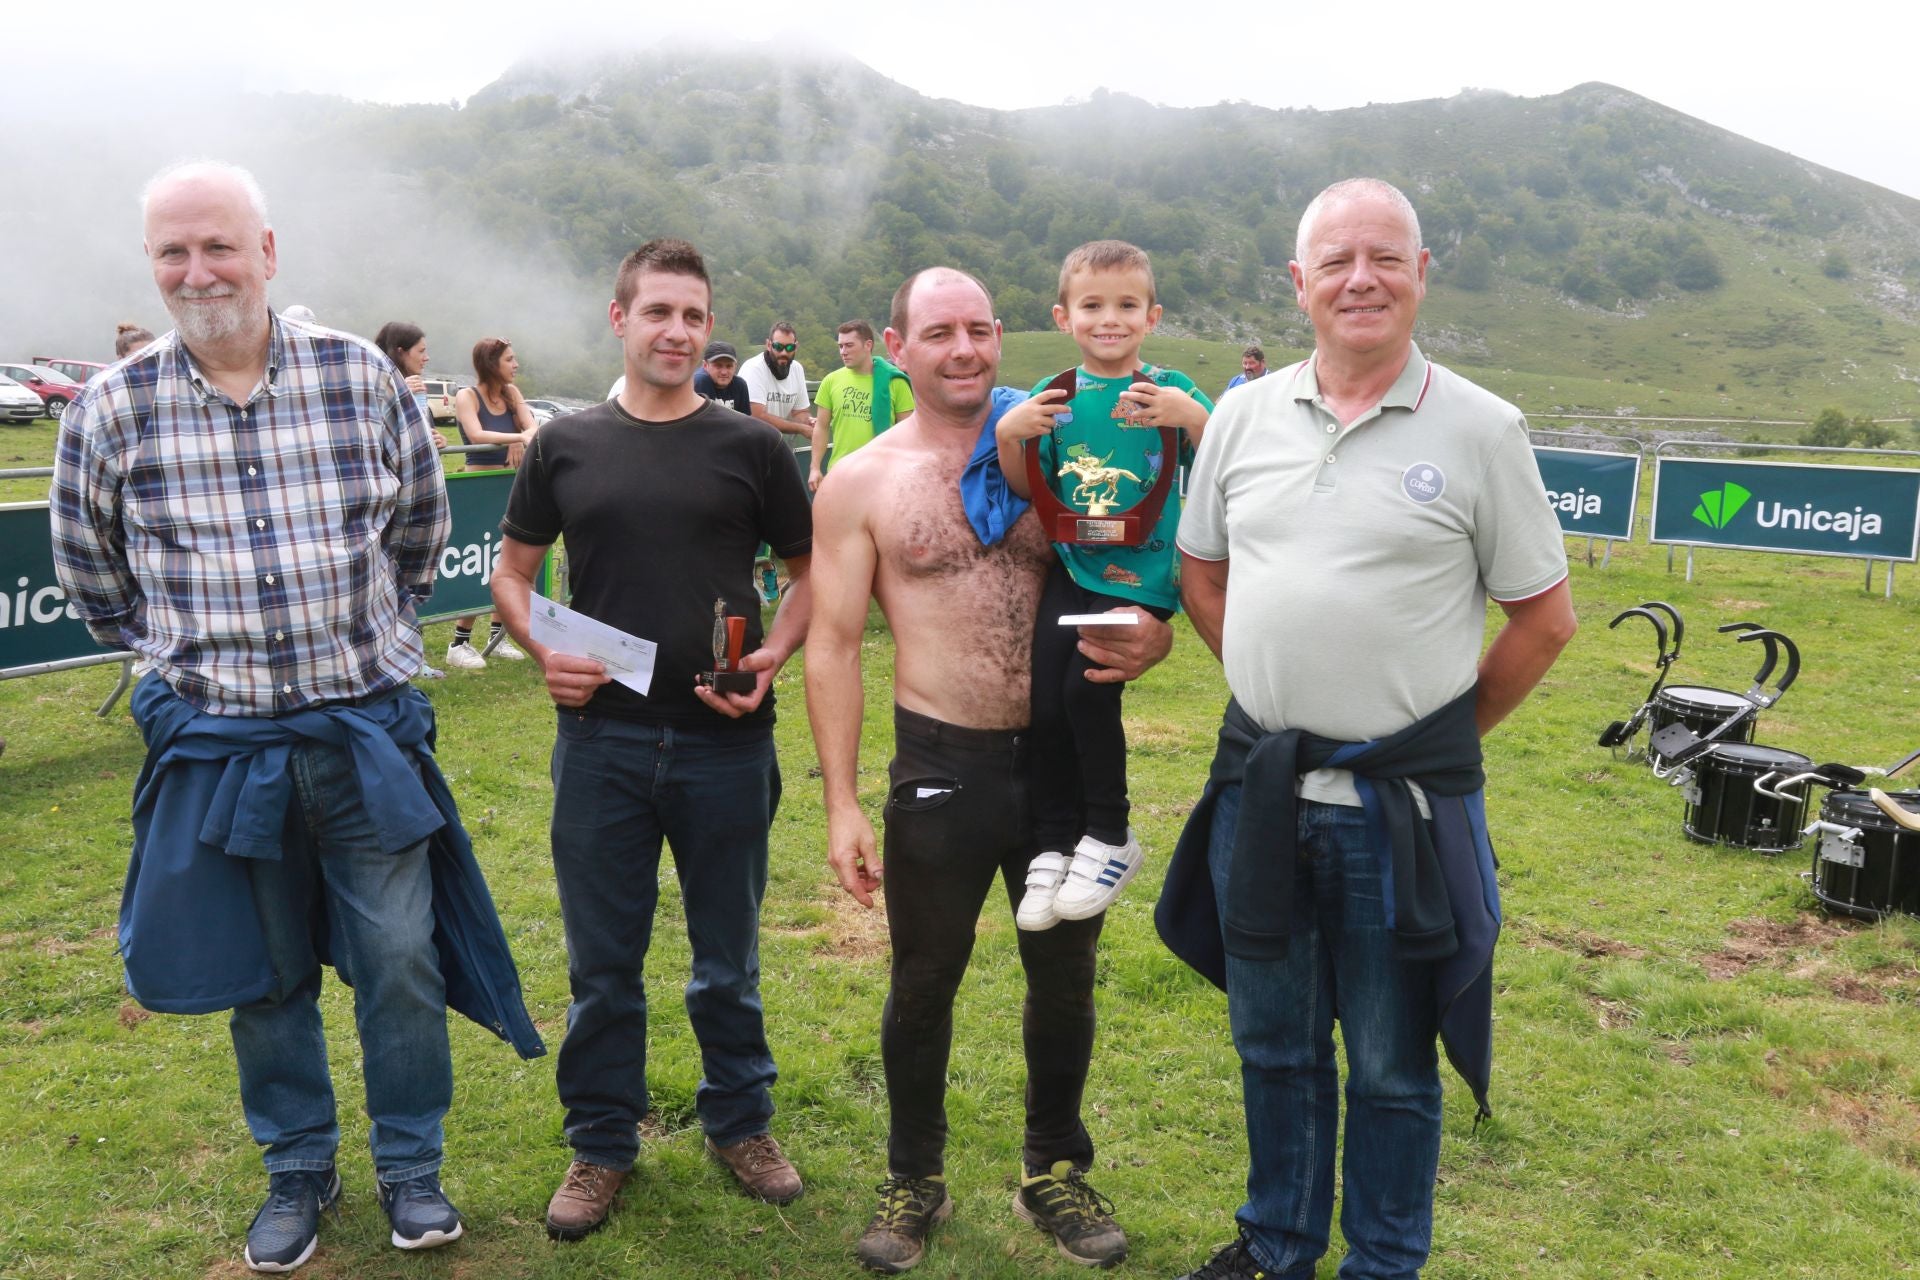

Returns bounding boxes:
[527,592,657,696]
[1056,613,1142,626]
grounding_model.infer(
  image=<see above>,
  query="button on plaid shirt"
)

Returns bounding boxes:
[49,316,450,716]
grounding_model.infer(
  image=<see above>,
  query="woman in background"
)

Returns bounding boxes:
[114,323,155,358]
[445,337,538,671]
[376,320,452,679]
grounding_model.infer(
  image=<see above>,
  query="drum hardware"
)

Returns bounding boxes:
[1676,741,1813,853]
[1649,627,1798,778]
[1597,600,1684,754]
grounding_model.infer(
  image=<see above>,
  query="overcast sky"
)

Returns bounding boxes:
[19,0,1912,201]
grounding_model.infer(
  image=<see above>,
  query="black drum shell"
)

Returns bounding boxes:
[1811,790,1920,921]
[1648,685,1757,767]
[1680,742,1811,853]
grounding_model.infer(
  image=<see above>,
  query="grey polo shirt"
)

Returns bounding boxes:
[1178,344,1567,807]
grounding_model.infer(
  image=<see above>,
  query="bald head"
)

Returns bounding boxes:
[141,160,278,356]
[141,161,270,237]
[890,267,994,338]
[1295,178,1421,264]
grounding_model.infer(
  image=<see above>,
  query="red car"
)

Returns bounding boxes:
[32,357,111,386]
[0,363,82,419]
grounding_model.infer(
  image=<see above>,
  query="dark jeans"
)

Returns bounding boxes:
[1029,560,1168,849]
[549,713,782,1169]
[231,738,450,1181]
[1207,786,1443,1280]
[881,706,1103,1177]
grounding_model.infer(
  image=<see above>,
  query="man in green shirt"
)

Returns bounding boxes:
[808,320,913,492]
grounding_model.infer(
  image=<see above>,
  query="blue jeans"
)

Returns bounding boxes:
[1207,787,1443,1280]
[549,713,781,1169]
[230,739,451,1181]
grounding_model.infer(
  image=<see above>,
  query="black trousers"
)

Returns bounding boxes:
[1029,559,1169,849]
[880,706,1103,1177]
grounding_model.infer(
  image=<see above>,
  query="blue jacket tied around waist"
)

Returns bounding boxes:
[1154,686,1500,1117]
[122,676,546,1059]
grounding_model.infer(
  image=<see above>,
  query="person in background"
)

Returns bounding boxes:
[281,303,317,324]
[376,321,452,681]
[693,340,752,415]
[446,337,538,671]
[808,320,913,492]
[114,322,156,359]
[1222,345,1266,392]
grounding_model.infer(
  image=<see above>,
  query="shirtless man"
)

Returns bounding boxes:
[806,267,1171,1274]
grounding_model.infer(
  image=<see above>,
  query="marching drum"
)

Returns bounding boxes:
[1647,686,1756,769]
[1809,790,1920,922]
[1680,742,1811,853]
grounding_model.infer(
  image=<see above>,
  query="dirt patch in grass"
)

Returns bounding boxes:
[117,1002,151,1029]
[1828,976,1888,1004]
[1700,915,1856,979]
[1592,996,1636,1030]
[1517,921,1649,960]
[810,894,891,962]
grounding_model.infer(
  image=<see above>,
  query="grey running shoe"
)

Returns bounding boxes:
[243,1166,340,1273]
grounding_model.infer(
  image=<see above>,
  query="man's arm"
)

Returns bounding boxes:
[804,478,884,907]
[1180,551,1230,662]
[693,552,813,719]
[490,536,612,708]
[47,403,139,648]
[1077,608,1175,684]
[383,380,451,601]
[808,400,833,491]
[1476,578,1576,735]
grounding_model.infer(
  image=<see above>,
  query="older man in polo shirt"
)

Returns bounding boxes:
[1164,178,1575,1280]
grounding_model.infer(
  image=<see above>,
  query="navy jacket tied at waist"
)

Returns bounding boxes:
[123,676,546,1060]
[1155,685,1501,1116]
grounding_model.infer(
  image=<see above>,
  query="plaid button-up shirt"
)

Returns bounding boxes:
[49,315,450,717]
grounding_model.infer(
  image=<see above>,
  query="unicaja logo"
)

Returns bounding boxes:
[1691,482,1751,530]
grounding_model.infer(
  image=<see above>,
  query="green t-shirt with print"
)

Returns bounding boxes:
[818,365,915,471]
[1029,363,1212,611]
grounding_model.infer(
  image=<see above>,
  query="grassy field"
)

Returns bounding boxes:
[7,423,1920,1279]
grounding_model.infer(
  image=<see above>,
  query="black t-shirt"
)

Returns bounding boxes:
[693,369,753,417]
[501,398,812,727]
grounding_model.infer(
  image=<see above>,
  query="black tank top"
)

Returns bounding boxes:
[465,388,519,467]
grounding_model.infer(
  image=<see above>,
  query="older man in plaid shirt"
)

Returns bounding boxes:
[48,161,524,1273]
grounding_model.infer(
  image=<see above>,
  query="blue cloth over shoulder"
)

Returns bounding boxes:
[121,675,546,1059]
[958,386,1032,546]
[1154,686,1501,1117]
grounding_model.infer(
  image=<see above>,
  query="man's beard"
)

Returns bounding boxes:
[166,283,265,350]
[767,355,792,379]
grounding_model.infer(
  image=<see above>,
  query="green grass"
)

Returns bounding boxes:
[9,431,1920,1277]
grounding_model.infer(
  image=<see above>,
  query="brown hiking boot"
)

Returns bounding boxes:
[705,1133,803,1204]
[856,1174,951,1273]
[545,1160,626,1241]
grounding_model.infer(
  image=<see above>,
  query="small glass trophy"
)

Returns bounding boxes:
[696,597,756,694]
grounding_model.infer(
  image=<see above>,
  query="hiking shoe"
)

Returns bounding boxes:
[1013,1159,1127,1267]
[856,1174,951,1273]
[757,560,781,605]
[244,1166,340,1272]
[489,635,527,660]
[1175,1233,1271,1279]
[445,641,487,670]
[707,1132,803,1204]
[1015,851,1069,931]
[1053,830,1144,921]
[376,1174,463,1251]
[546,1160,626,1241]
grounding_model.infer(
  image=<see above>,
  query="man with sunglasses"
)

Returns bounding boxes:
[738,324,814,440]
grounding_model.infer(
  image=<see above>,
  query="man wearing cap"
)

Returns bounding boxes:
[694,341,752,416]
[807,320,913,491]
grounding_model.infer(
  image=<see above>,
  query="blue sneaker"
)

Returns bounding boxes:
[244,1166,340,1273]
[376,1174,464,1251]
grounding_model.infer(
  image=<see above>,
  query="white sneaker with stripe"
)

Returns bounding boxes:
[1052,829,1143,921]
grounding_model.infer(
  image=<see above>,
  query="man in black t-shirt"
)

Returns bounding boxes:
[692,339,752,416]
[491,238,813,1238]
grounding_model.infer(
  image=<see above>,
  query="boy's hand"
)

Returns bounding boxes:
[1120,382,1207,432]
[994,389,1071,446]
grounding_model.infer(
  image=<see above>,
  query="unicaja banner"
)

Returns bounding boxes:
[1532,446,1639,540]
[1650,457,1920,561]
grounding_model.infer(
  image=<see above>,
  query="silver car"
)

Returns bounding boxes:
[0,374,43,424]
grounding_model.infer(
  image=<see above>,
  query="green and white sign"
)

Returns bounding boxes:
[1651,457,1920,561]
[1533,446,1640,540]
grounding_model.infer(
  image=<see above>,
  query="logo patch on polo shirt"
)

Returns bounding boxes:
[1401,463,1446,504]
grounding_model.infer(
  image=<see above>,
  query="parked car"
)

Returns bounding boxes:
[523,398,567,424]
[0,374,43,424]
[419,379,460,424]
[0,363,82,419]
[32,357,110,385]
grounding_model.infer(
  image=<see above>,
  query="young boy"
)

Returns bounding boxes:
[995,240,1212,930]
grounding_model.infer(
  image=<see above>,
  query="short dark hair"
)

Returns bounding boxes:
[889,267,993,337]
[768,322,797,341]
[374,321,425,366]
[1242,345,1266,362]
[837,320,874,344]
[613,238,710,312]
[1057,239,1156,307]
